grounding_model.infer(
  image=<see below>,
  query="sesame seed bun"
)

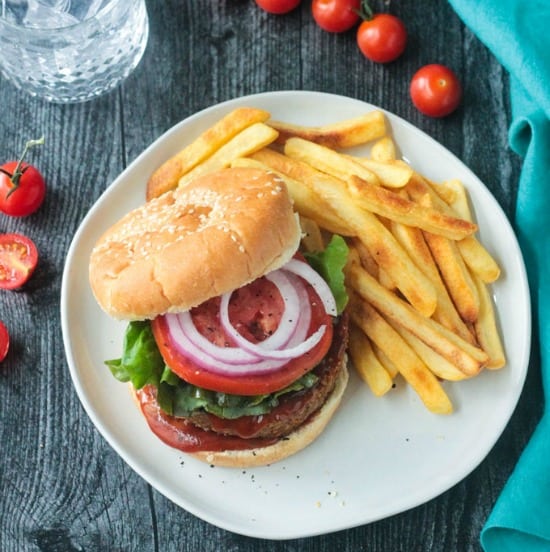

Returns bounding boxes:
[89,167,301,320]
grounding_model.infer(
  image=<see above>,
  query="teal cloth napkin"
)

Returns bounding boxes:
[448,0,550,550]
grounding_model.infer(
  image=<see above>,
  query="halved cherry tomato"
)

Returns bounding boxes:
[312,0,361,33]
[0,137,46,217]
[0,233,39,290]
[410,64,463,118]
[0,321,9,362]
[151,273,333,396]
[254,0,301,14]
[357,13,407,63]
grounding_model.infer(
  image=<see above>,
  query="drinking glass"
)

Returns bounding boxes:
[0,0,149,103]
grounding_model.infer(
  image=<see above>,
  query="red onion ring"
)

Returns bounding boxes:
[163,258,337,376]
[165,313,289,374]
[282,258,337,316]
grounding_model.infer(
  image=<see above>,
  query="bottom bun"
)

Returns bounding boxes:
[192,358,349,468]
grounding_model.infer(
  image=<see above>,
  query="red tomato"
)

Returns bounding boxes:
[151,272,333,396]
[0,233,39,290]
[410,64,463,118]
[255,0,301,14]
[0,321,9,362]
[312,0,361,33]
[357,13,407,63]
[0,137,46,217]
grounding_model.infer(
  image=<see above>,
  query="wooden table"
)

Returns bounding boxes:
[0,1,542,550]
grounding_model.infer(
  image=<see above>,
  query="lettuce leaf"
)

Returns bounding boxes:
[304,234,349,314]
[105,321,318,419]
[105,321,164,389]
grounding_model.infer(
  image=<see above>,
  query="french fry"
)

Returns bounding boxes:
[390,220,476,344]
[285,137,380,186]
[422,229,480,324]
[391,323,469,381]
[299,216,325,252]
[269,110,387,149]
[350,298,453,415]
[457,236,501,283]
[350,238,379,279]
[370,136,397,162]
[177,123,279,188]
[442,179,502,283]
[233,153,354,236]
[473,274,506,369]
[146,107,270,200]
[348,262,488,375]
[350,238,394,290]
[347,175,478,240]
[346,157,413,188]
[406,173,501,283]
[428,178,457,205]
[440,179,469,218]
[349,323,394,396]
[371,343,400,379]
[254,148,438,316]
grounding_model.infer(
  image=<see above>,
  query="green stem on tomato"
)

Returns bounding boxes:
[4,136,44,197]
[359,0,374,21]
[355,0,374,21]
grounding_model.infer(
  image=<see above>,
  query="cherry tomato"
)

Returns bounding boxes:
[0,321,9,362]
[357,13,407,63]
[312,0,361,33]
[0,233,39,290]
[0,137,46,217]
[410,64,463,118]
[254,0,301,14]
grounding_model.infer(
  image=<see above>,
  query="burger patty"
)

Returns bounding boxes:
[186,312,349,440]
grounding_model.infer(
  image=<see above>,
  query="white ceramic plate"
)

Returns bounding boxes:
[61,91,530,540]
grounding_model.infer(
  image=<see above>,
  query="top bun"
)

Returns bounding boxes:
[89,167,301,320]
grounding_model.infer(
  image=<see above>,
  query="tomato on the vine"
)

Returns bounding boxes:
[0,233,39,290]
[0,321,9,362]
[254,0,301,14]
[357,13,407,63]
[311,0,361,33]
[0,137,46,217]
[410,64,463,118]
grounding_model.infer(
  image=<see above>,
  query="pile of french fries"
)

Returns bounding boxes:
[146,106,506,415]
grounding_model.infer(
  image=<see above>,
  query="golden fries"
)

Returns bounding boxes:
[350,297,453,415]
[252,147,438,316]
[231,154,353,236]
[347,175,478,239]
[347,157,413,188]
[178,123,279,188]
[370,136,397,162]
[285,137,381,186]
[348,263,487,376]
[269,110,387,149]
[349,322,394,396]
[144,106,506,415]
[146,107,270,200]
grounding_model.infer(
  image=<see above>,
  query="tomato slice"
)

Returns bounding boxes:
[151,265,334,396]
[0,321,9,361]
[0,233,38,290]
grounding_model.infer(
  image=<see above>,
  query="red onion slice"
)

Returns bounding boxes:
[162,258,336,377]
[176,311,259,364]
[165,313,289,374]
[219,272,326,361]
[282,259,337,316]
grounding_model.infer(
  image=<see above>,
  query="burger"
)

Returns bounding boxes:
[89,166,349,467]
